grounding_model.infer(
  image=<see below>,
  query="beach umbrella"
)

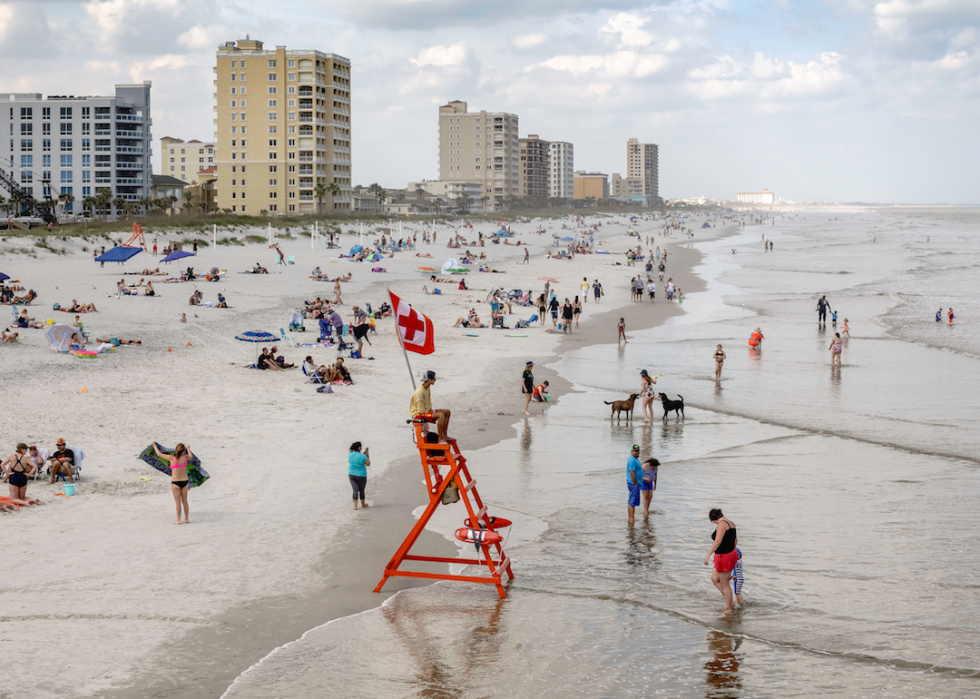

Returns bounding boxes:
[235,330,278,364]
[0,272,9,281]
[538,276,559,284]
[369,253,384,261]
[45,324,75,353]
[447,267,469,274]
[349,245,364,255]
[416,266,437,273]
[162,250,194,263]
[95,246,142,263]
[441,258,458,274]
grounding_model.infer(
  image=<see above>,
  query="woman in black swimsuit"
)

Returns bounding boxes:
[714,344,726,380]
[3,443,41,506]
[704,508,738,614]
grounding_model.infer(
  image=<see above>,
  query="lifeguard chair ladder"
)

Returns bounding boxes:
[123,222,146,249]
[374,419,515,599]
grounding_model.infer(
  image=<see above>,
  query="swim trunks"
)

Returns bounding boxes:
[627,482,641,507]
[713,550,738,573]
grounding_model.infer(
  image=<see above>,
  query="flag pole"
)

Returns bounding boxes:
[389,288,417,390]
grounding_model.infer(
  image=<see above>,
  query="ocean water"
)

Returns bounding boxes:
[224,209,980,698]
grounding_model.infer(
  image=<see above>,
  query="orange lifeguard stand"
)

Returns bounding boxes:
[374,420,515,598]
[124,222,146,249]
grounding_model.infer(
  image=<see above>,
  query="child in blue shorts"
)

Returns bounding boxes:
[733,547,745,607]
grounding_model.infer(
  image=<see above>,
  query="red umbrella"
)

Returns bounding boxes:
[538,276,559,284]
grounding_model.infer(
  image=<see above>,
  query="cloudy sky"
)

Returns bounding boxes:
[2,0,978,203]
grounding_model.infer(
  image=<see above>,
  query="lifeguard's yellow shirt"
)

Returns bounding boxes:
[409,384,432,417]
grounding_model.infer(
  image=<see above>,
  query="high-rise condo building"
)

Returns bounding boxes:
[626,138,659,202]
[573,171,609,200]
[519,134,550,199]
[160,137,215,183]
[0,83,152,216]
[438,100,519,209]
[549,141,574,199]
[214,38,351,215]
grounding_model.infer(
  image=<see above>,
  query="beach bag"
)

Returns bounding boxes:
[52,303,60,310]
[316,385,334,394]
[441,482,460,505]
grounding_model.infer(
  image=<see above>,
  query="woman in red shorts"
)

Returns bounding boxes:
[703,508,738,614]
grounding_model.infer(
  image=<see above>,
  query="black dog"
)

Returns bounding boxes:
[658,393,684,420]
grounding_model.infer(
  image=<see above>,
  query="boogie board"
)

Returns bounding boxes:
[139,443,210,488]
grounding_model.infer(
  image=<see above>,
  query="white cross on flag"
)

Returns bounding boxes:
[389,291,435,355]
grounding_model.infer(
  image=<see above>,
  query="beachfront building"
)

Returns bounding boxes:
[573,171,609,201]
[214,38,351,215]
[0,83,153,217]
[407,180,484,211]
[737,189,775,204]
[160,137,215,184]
[626,138,659,202]
[549,141,574,200]
[610,172,624,197]
[438,100,519,210]
[519,134,550,199]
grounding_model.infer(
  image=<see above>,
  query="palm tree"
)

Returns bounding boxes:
[112,197,127,219]
[328,182,341,211]
[59,191,75,217]
[82,196,95,218]
[167,195,178,216]
[460,193,473,214]
[415,186,426,201]
[314,182,327,214]
[181,188,195,215]
[95,188,113,221]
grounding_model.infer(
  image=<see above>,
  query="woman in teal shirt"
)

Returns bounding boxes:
[348,442,370,510]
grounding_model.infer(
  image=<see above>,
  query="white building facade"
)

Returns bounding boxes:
[0,83,152,215]
[549,141,574,199]
[737,189,775,204]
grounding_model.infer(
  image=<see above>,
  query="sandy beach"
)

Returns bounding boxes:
[1,212,736,698]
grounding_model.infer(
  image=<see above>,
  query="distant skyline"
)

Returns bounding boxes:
[1,0,978,203]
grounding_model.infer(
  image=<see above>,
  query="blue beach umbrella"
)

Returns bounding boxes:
[95,246,142,263]
[236,330,279,364]
[0,272,9,281]
[162,250,195,263]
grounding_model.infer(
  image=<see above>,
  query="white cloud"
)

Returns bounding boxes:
[601,12,653,47]
[177,26,211,50]
[128,54,192,82]
[511,32,549,50]
[411,42,468,68]
[526,51,668,78]
[687,52,849,103]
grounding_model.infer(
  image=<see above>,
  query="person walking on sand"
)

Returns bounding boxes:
[573,296,582,328]
[816,295,831,325]
[640,457,659,517]
[829,332,843,366]
[2,443,42,507]
[593,279,602,304]
[936,307,943,323]
[948,308,954,325]
[548,295,559,327]
[333,279,344,305]
[561,298,574,334]
[581,277,590,303]
[152,442,193,524]
[627,445,643,525]
[714,344,726,379]
[348,442,370,510]
[640,369,658,422]
[410,370,451,443]
[618,317,627,344]
[841,318,850,337]
[704,508,739,614]
[522,361,535,415]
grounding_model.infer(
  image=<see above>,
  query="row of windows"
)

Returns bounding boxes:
[14,106,93,119]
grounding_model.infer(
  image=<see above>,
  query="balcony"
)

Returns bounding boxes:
[115,115,143,122]
[94,178,112,184]
[116,131,144,138]
[116,146,144,153]
[116,178,144,185]
[298,167,313,175]
[94,146,112,152]
[298,116,313,123]
[298,155,313,162]
[299,88,313,97]
[298,195,314,201]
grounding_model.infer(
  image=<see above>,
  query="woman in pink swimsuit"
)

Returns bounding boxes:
[153,442,193,524]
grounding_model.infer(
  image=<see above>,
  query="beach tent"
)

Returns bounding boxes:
[0,272,9,281]
[45,324,75,353]
[162,250,194,263]
[369,253,384,261]
[441,258,458,274]
[349,245,364,256]
[95,246,143,263]
[561,236,574,241]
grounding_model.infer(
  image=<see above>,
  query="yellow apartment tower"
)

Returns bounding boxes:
[214,38,351,215]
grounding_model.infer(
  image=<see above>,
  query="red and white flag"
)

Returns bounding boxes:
[389,291,435,355]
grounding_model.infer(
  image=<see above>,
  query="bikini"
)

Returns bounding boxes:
[714,351,725,362]
[171,456,189,489]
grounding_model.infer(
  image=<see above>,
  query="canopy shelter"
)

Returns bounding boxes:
[349,245,364,256]
[162,250,195,263]
[95,246,142,264]
[235,330,279,364]
[0,272,9,281]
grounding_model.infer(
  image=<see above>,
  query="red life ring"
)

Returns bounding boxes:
[464,516,512,530]
[455,528,503,546]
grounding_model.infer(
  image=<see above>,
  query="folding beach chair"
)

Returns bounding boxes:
[303,364,327,384]
[287,255,296,265]
[50,446,84,482]
[30,447,50,481]
[279,327,296,348]
[317,318,333,343]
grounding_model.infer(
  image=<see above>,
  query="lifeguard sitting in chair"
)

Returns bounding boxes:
[409,370,451,444]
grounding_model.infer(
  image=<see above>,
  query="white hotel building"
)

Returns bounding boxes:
[737,189,775,205]
[549,141,574,199]
[0,83,152,215]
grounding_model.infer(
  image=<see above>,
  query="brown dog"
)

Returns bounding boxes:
[604,393,639,420]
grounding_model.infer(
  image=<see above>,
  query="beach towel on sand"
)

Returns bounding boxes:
[139,443,210,488]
